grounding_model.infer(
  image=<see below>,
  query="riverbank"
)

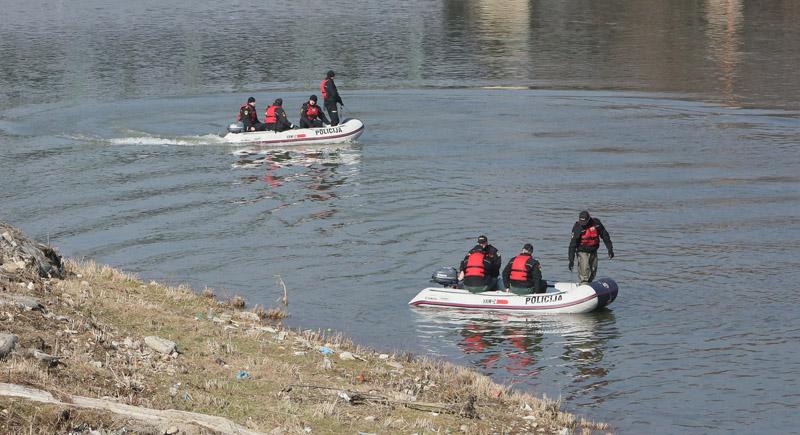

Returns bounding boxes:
[0,223,608,434]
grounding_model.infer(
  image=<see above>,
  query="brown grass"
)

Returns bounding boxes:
[229,295,246,309]
[0,259,611,434]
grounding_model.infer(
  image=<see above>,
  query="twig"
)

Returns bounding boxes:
[275,275,288,306]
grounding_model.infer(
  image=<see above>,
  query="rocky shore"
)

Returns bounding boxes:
[0,222,609,434]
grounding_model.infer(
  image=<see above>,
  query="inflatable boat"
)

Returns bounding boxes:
[409,267,618,314]
[223,119,364,145]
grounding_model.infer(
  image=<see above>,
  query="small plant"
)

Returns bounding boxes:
[201,287,215,298]
[264,308,288,321]
[230,295,246,309]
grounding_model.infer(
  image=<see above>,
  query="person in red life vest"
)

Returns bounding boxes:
[458,235,502,293]
[238,96,266,131]
[568,211,614,284]
[502,243,547,295]
[264,98,295,132]
[299,95,330,129]
[320,70,344,126]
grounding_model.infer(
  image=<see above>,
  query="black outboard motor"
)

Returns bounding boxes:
[431,266,459,287]
[227,122,244,134]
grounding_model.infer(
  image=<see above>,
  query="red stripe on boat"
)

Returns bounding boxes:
[253,125,364,145]
[410,293,597,310]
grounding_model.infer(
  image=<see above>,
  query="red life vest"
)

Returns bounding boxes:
[464,252,486,278]
[510,254,531,282]
[265,105,278,124]
[579,220,600,249]
[320,79,330,101]
[238,104,256,123]
[305,104,320,120]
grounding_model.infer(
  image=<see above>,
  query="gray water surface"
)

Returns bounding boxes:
[2,1,800,433]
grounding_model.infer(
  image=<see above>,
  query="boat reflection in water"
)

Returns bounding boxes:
[229,144,361,216]
[412,307,618,397]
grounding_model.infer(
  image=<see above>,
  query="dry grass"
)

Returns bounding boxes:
[0,258,611,434]
[200,287,215,298]
[229,295,246,309]
[0,399,156,434]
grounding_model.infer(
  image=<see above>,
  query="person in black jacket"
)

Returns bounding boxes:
[264,98,295,132]
[238,97,267,131]
[320,70,344,126]
[458,235,502,293]
[299,95,330,128]
[502,243,546,295]
[568,211,614,284]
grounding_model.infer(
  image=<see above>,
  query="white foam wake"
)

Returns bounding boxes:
[108,134,227,146]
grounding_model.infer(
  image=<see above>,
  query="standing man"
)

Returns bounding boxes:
[264,98,295,132]
[568,211,614,284]
[320,70,344,126]
[502,243,546,295]
[238,97,266,131]
[459,235,502,293]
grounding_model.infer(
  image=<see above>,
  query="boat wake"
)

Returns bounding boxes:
[66,132,228,146]
[107,134,227,146]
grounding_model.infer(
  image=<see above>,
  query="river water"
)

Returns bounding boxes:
[2,1,799,433]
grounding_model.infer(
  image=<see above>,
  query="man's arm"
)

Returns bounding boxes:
[530,259,546,292]
[319,109,330,124]
[278,108,294,128]
[331,82,343,105]
[502,260,512,289]
[568,223,580,268]
[596,219,614,258]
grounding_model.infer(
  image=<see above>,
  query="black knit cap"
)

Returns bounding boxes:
[309,95,318,101]
[579,211,590,221]
[326,70,335,78]
[274,98,283,106]
[477,235,488,244]
[523,243,533,252]
[247,96,255,103]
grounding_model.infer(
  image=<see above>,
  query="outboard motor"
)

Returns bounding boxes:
[431,266,459,288]
[227,122,244,134]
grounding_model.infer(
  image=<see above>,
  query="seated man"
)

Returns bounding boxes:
[502,243,547,295]
[264,98,295,132]
[299,95,330,129]
[238,97,266,131]
[458,235,502,293]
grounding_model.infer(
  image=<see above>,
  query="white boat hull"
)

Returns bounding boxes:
[223,119,364,145]
[408,278,618,314]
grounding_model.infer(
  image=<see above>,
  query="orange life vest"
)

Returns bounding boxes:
[510,254,531,281]
[579,220,600,249]
[265,105,278,124]
[320,79,330,101]
[305,104,320,120]
[464,252,486,278]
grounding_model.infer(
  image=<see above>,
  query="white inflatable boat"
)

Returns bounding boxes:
[223,119,364,145]
[409,278,618,314]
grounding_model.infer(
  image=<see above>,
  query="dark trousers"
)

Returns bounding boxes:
[245,122,267,131]
[299,118,324,129]
[266,122,291,132]
[463,277,498,294]
[325,102,339,126]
